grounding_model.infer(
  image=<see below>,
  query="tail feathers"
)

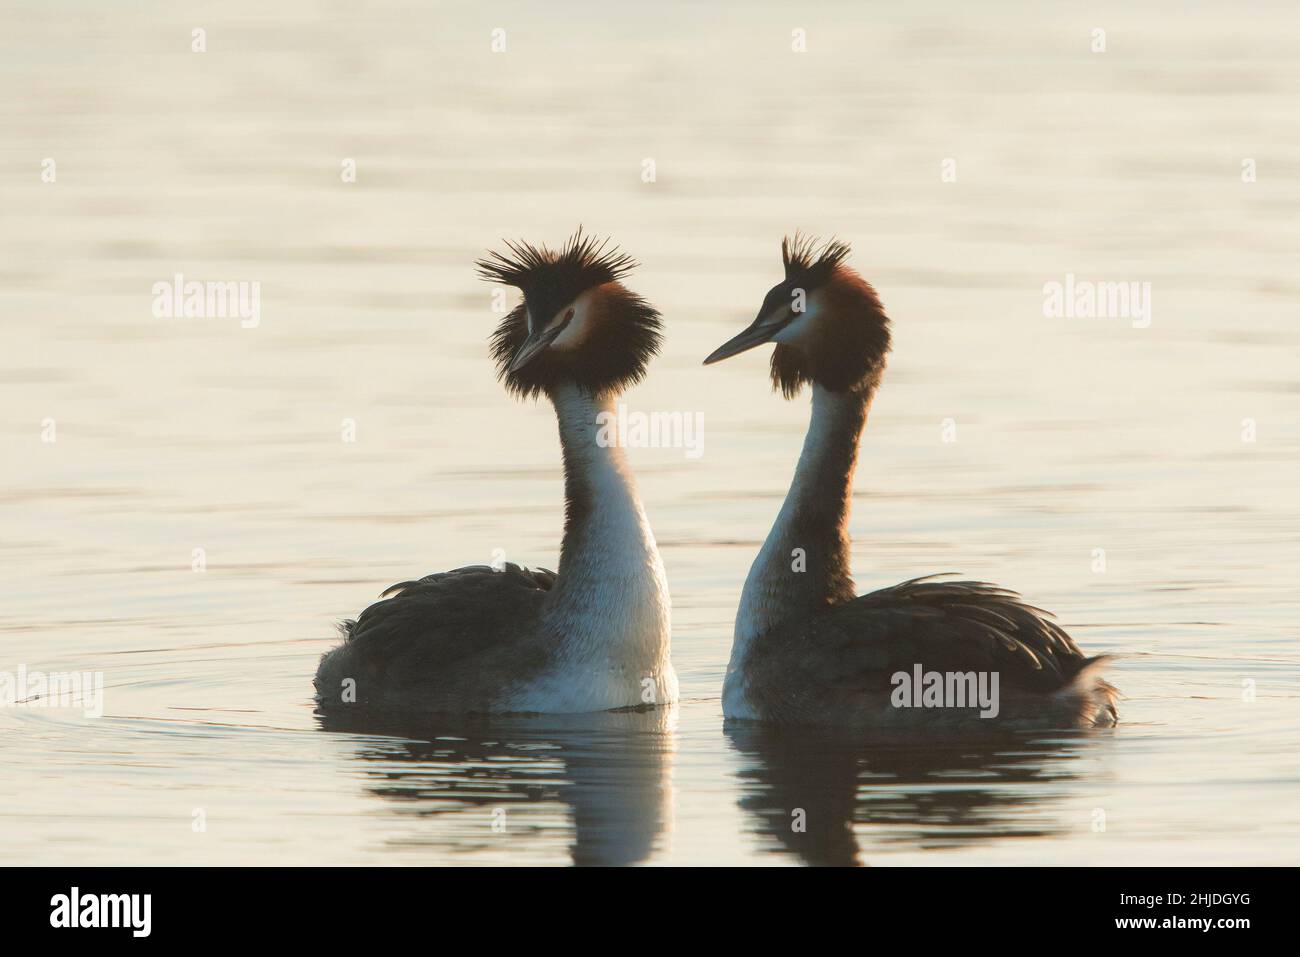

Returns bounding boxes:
[1056,654,1119,727]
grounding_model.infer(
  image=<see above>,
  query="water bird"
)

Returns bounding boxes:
[316,229,677,714]
[703,235,1117,729]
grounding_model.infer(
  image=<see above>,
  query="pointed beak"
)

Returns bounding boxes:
[508,324,563,372]
[703,311,789,365]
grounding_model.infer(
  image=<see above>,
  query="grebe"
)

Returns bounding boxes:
[316,229,677,715]
[704,235,1117,729]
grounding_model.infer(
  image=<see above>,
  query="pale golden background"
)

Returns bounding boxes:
[2,1,1298,864]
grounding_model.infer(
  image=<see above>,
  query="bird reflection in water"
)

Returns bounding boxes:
[726,724,1102,866]
[316,706,674,866]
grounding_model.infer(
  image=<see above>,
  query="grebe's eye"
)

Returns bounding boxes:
[564,308,575,321]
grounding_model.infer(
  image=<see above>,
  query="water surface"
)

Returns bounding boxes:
[2,0,1298,865]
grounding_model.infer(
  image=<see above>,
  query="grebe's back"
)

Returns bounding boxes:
[316,563,556,713]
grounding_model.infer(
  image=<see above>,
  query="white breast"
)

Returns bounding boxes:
[503,383,676,713]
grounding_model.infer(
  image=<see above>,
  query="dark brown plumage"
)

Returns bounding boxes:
[478,228,662,400]
[740,576,1117,728]
[770,236,891,397]
[315,563,559,713]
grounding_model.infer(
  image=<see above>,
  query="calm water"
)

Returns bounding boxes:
[3,1,1299,865]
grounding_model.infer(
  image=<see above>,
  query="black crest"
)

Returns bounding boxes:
[781,232,852,292]
[770,234,891,397]
[476,228,637,315]
[477,229,662,400]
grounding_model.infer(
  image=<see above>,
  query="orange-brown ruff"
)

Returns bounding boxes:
[316,230,677,715]
[705,234,1118,729]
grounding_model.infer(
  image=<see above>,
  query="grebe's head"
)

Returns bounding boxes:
[703,234,891,397]
[477,229,661,400]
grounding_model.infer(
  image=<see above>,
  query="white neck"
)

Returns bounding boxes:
[511,382,675,711]
[729,384,867,671]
